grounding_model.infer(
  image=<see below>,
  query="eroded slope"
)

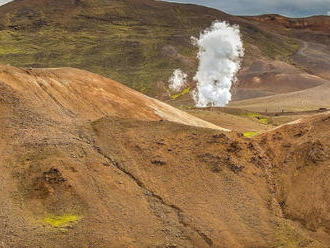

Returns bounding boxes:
[0,64,223,130]
[258,112,330,245]
[0,65,329,247]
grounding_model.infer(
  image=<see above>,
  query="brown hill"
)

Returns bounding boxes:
[0,64,223,130]
[0,64,329,247]
[229,79,330,112]
[257,113,330,245]
[249,15,330,33]
[233,59,327,101]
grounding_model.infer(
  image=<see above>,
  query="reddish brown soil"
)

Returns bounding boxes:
[250,15,330,33]
[257,113,330,245]
[186,108,271,133]
[0,65,222,130]
[234,59,327,101]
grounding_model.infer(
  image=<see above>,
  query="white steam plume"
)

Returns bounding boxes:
[168,69,187,92]
[192,21,244,107]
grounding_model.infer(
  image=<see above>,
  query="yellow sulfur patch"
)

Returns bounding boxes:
[170,87,191,100]
[246,112,261,118]
[43,214,82,227]
[243,131,258,138]
[259,118,269,125]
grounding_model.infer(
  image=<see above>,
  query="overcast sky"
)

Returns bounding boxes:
[165,0,330,17]
[1,0,330,17]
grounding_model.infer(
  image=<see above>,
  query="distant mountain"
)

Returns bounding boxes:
[0,0,329,103]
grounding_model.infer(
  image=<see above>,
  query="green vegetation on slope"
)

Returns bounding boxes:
[0,0,301,96]
[241,24,299,62]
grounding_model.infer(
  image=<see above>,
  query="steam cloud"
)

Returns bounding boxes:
[168,69,187,92]
[192,21,244,107]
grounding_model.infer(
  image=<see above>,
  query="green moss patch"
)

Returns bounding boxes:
[43,214,82,228]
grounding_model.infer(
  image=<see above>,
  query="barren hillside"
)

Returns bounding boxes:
[0,64,329,247]
[0,64,223,129]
